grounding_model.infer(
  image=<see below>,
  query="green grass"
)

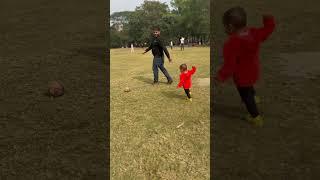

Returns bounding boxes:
[111,47,210,179]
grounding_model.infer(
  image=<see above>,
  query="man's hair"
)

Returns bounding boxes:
[153,27,160,31]
[223,6,247,29]
[180,64,187,71]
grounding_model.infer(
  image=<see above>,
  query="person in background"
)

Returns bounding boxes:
[131,43,134,53]
[143,27,173,85]
[180,37,185,51]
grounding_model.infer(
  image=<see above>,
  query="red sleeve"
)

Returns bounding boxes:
[177,74,184,88]
[189,66,196,75]
[256,15,276,42]
[217,38,239,82]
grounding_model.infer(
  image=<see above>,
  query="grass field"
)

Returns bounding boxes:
[111,47,210,179]
[0,0,108,178]
[212,0,320,179]
[2,0,320,179]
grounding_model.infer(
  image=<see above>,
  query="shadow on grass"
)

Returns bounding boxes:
[161,91,185,99]
[134,75,173,86]
[133,76,153,84]
[214,102,244,120]
[75,46,106,63]
[133,75,170,85]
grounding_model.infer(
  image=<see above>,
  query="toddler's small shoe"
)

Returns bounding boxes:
[255,96,261,104]
[242,115,263,127]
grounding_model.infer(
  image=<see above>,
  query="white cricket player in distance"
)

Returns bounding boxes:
[131,43,134,53]
[180,37,185,51]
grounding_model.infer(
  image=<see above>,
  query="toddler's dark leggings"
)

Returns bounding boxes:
[184,89,191,99]
[237,86,259,118]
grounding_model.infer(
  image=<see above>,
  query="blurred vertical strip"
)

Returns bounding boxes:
[209,0,215,178]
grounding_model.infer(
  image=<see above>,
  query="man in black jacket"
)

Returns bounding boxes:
[143,27,173,84]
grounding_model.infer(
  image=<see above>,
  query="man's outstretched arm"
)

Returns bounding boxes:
[159,40,172,61]
[163,47,171,60]
[143,44,152,54]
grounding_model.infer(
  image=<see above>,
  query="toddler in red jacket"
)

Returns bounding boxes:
[177,64,196,101]
[214,7,275,126]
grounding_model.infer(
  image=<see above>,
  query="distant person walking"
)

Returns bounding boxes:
[170,41,173,50]
[131,43,134,53]
[143,27,173,85]
[180,37,185,51]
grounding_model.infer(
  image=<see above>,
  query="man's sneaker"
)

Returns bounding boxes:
[153,81,159,85]
[242,115,264,127]
[167,80,173,84]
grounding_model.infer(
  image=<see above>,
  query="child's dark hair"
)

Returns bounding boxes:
[180,64,187,71]
[153,26,161,31]
[223,6,247,29]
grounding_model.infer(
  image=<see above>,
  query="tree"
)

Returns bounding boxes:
[110,0,210,48]
[110,11,133,48]
[127,1,171,44]
[171,0,210,44]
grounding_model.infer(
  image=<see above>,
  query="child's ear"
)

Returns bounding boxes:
[226,24,235,34]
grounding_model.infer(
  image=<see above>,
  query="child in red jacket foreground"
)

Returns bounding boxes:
[214,7,275,126]
[177,64,196,101]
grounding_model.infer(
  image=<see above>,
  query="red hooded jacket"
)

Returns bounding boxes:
[217,15,276,87]
[177,66,196,89]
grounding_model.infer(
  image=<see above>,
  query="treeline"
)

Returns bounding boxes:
[110,0,210,48]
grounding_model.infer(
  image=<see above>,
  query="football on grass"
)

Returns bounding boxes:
[48,81,64,97]
[124,87,131,92]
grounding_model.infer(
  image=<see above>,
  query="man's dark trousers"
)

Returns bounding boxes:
[153,57,172,83]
